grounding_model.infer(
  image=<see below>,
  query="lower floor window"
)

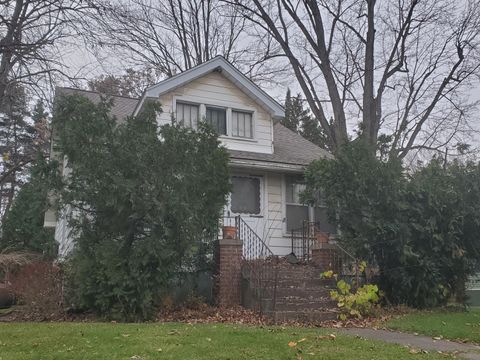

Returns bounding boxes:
[231,176,261,215]
[285,175,335,234]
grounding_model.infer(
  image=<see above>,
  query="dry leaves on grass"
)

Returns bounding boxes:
[156,304,269,325]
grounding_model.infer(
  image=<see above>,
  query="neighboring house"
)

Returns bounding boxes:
[45,56,333,257]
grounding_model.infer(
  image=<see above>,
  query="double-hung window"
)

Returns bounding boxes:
[205,107,227,135]
[232,110,253,138]
[176,102,199,129]
[176,100,254,139]
[285,176,336,234]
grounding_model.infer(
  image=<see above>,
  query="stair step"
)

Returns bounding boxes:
[266,310,338,323]
[274,287,332,298]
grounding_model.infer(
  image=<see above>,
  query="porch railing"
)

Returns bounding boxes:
[290,221,362,284]
[222,216,278,314]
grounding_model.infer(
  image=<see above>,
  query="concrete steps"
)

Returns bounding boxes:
[243,261,338,323]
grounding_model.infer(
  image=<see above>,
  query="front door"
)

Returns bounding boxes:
[226,174,265,239]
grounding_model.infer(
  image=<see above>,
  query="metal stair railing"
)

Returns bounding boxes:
[222,215,278,315]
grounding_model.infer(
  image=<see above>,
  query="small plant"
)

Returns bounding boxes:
[321,266,381,320]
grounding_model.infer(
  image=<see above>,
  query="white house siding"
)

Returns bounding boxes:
[265,172,293,256]
[156,71,274,154]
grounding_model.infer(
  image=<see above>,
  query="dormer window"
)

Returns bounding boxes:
[205,106,227,135]
[176,102,199,129]
[175,99,255,140]
[232,110,253,138]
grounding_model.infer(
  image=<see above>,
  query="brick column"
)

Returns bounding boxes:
[312,243,339,272]
[216,238,243,307]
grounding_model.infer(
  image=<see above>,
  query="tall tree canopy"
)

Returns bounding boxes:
[236,0,480,158]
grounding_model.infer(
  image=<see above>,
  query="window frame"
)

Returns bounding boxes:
[175,101,200,129]
[173,96,257,141]
[231,109,254,139]
[229,174,264,216]
[205,105,227,135]
[282,174,334,235]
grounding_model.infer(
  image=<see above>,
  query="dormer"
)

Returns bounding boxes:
[134,56,284,154]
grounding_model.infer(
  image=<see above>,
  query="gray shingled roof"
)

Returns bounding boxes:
[55,87,331,166]
[229,123,331,166]
[56,87,139,121]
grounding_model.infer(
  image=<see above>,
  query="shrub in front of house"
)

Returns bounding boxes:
[305,140,480,309]
[53,96,231,321]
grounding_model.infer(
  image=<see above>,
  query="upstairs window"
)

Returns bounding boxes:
[205,107,227,135]
[176,102,199,129]
[232,110,253,138]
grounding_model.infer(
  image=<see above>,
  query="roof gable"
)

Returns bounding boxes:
[138,56,284,118]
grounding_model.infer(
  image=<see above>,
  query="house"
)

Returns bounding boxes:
[45,56,334,258]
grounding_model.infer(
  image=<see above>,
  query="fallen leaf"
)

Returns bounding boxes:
[288,341,297,347]
[298,338,307,343]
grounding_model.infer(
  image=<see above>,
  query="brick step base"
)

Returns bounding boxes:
[244,262,340,323]
[266,309,338,323]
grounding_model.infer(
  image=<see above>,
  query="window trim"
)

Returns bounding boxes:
[175,101,200,128]
[282,174,331,235]
[205,105,227,135]
[231,109,254,139]
[229,174,264,217]
[173,95,257,141]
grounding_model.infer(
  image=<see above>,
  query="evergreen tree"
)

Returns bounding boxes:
[282,89,328,150]
[53,95,231,320]
[282,89,299,132]
[1,157,57,257]
[0,87,51,220]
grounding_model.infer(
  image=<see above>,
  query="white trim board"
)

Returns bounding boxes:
[134,56,284,118]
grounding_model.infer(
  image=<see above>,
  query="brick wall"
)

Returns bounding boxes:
[215,238,243,307]
[312,243,340,272]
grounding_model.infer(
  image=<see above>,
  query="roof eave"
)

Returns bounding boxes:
[141,56,284,118]
[229,158,305,173]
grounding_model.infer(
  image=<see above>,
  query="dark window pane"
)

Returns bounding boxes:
[206,107,226,135]
[231,176,260,214]
[286,204,309,231]
[314,207,336,234]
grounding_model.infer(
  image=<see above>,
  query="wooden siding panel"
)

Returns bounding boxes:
[155,71,273,154]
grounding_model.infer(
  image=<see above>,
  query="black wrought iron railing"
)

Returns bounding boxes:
[221,215,278,314]
[290,221,317,261]
[290,221,362,283]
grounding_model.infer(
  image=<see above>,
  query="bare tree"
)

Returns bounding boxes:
[0,0,100,100]
[233,0,480,157]
[87,0,287,84]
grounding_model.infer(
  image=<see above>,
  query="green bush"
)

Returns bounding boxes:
[53,95,231,321]
[306,141,480,308]
[322,265,381,320]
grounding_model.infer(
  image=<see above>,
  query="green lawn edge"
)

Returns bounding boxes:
[0,322,448,360]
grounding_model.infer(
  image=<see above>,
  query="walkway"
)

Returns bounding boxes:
[338,328,480,360]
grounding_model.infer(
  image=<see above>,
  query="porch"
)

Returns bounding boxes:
[215,215,360,322]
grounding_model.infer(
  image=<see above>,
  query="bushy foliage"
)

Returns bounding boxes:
[305,141,480,308]
[53,95,230,321]
[1,158,58,258]
[322,267,381,320]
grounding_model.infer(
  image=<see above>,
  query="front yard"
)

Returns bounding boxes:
[387,307,480,344]
[0,322,448,360]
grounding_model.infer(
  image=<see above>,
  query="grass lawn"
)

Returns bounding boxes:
[387,307,480,344]
[0,322,449,360]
